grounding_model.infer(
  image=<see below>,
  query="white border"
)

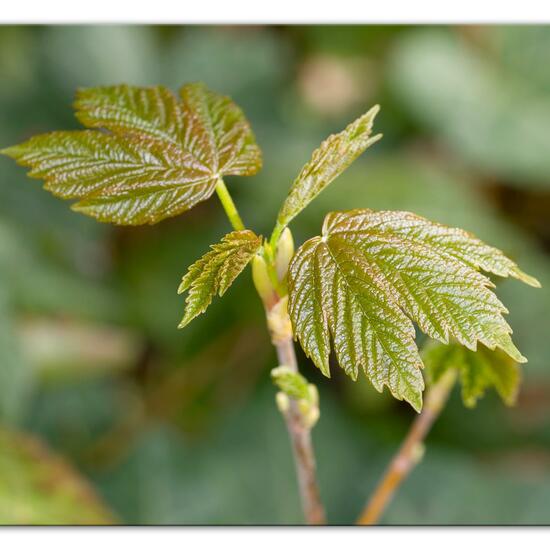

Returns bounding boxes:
[0,526,547,549]
[1,2,549,544]
[2,0,550,23]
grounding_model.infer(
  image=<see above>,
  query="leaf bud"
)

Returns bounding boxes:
[275,391,290,414]
[275,227,295,282]
[252,253,277,309]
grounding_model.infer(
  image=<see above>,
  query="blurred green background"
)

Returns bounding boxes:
[1,25,550,525]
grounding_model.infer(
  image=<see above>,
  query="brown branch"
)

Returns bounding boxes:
[267,298,326,525]
[356,369,457,525]
[274,335,326,525]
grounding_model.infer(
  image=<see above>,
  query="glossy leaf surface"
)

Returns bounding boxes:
[2,83,262,225]
[288,209,539,411]
[178,230,262,328]
[276,106,381,232]
[423,340,521,407]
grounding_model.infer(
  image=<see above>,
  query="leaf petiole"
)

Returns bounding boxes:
[269,221,285,251]
[214,178,286,299]
[215,178,246,231]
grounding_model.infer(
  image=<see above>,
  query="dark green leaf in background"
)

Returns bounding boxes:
[0,428,114,525]
[390,29,550,187]
[423,340,521,407]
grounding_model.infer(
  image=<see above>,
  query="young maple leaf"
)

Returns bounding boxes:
[1,83,261,225]
[287,209,539,411]
[266,105,539,412]
[271,104,381,246]
[177,230,262,328]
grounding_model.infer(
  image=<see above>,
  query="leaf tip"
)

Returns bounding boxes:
[177,280,187,295]
[463,396,477,408]
[507,341,528,364]
[502,392,519,407]
[369,133,383,146]
[70,202,85,214]
[367,104,381,119]
[408,392,423,413]
[177,318,189,330]
[317,358,331,379]
[495,333,527,364]
[516,270,541,288]
[0,144,20,158]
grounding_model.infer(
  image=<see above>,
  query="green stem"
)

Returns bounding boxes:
[263,244,286,299]
[215,178,245,231]
[269,221,285,251]
[213,176,325,523]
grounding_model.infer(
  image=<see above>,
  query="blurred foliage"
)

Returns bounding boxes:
[1,25,550,525]
[389,27,550,187]
[423,341,521,408]
[0,427,113,524]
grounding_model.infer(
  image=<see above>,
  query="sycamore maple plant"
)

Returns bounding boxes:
[2,83,540,525]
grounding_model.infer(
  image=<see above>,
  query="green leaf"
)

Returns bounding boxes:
[271,366,311,402]
[275,106,381,234]
[179,83,263,177]
[178,230,262,328]
[1,83,262,225]
[288,209,539,411]
[74,84,190,145]
[0,428,114,524]
[271,366,320,428]
[423,340,521,407]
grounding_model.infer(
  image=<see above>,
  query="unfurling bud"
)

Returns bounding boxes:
[271,365,320,429]
[275,227,295,282]
[252,253,277,309]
